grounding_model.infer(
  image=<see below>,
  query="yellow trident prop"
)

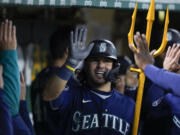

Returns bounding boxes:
[128,0,169,135]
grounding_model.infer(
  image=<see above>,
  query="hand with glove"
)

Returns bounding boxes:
[65,26,94,70]
[55,26,94,80]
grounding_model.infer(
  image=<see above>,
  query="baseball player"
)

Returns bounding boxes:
[129,30,180,135]
[111,56,132,94]
[43,27,136,135]
[111,56,138,100]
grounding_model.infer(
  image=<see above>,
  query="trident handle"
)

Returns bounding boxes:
[131,69,145,135]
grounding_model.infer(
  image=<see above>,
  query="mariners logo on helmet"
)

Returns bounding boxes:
[167,28,180,46]
[99,43,107,52]
[87,39,117,61]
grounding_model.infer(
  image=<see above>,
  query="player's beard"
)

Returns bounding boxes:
[86,68,109,88]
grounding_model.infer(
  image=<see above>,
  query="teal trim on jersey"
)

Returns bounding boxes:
[0,50,20,116]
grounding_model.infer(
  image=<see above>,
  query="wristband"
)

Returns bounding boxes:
[65,64,75,71]
[55,65,74,80]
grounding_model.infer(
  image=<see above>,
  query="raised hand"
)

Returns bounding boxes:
[20,72,26,100]
[0,65,3,89]
[163,44,180,72]
[66,26,94,68]
[0,19,17,50]
[129,32,154,70]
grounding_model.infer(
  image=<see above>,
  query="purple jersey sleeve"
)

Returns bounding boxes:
[48,77,79,111]
[144,64,180,96]
[48,87,74,111]
[0,89,13,135]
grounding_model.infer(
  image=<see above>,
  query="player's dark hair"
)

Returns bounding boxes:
[49,25,74,60]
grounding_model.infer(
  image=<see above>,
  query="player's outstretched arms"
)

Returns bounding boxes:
[144,65,180,96]
[129,32,180,96]
[43,26,94,101]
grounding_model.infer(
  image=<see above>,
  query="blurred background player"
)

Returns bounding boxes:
[109,55,138,100]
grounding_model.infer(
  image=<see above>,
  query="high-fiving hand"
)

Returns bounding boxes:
[66,26,94,68]
[0,65,3,89]
[20,72,26,100]
[163,44,180,72]
[129,32,155,70]
[0,19,17,50]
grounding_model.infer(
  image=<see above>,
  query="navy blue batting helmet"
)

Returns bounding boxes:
[86,39,117,61]
[167,28,180,47]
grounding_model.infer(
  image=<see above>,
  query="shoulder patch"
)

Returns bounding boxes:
[152,96,164,107]
[173,115,180,128]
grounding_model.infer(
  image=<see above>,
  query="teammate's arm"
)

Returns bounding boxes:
[43,27,94,101]
[19,72,34,135]
[0,20,20,116]
[144,65,180,96]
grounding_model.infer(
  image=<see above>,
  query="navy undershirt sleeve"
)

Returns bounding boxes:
[19,100,34,135]
[0,89,13,135]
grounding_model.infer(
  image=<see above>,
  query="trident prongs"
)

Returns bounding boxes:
[128,2,138,51]
[146,0,155,48]
[153,8,169,57]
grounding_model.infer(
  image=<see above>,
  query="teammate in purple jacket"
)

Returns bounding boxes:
[129,31,180,135]
[43,27,135,135]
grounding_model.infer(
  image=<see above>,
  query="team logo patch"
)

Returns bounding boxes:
[173,115,180,128]
[99,43,107,52]
[82,99,92,103]
[152,96,163,107]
